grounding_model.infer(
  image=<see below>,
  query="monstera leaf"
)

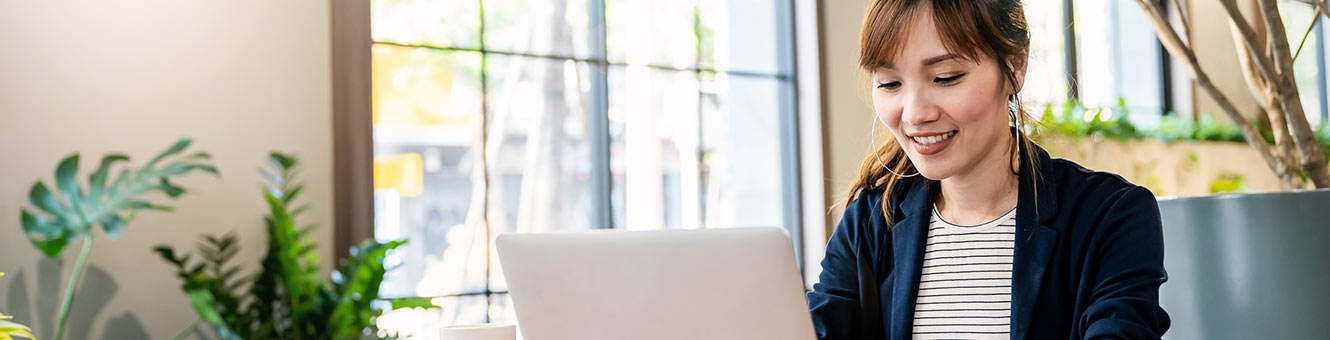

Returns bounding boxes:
[20,138,218,257]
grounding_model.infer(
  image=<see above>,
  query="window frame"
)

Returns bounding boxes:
[1062,0,1174,115]
[331,0,825,324]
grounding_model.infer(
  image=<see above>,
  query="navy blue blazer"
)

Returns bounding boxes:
[807,144,1170,339]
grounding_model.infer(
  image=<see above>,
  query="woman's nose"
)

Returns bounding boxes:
[900,90,939,127]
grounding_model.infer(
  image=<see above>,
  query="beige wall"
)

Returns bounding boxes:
[819,0,872,235]
[0,1,334,339]
[1189,0,1264,121]
[1038,137,1283,196]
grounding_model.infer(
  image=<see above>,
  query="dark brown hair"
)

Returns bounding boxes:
[845,0,1040,226]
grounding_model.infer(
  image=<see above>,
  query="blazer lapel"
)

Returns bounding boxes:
[888,179,934,340]
[1010,144,1062,339]
[1010,219,1057,339]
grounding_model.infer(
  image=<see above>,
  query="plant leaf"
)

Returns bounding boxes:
[99,213,127,239]
[21,209,68,257]
[153,245,186,268]
[328,239,408,336]
[196,164,220,176]
[154,179,187,198]
[269,152,296,170]
[259,169,282,188]
[289,204,311,218]
[118,200,151,210]
[145,138,193,170]
[20,139,216,257]
[157,163,209,177]
[283,186,304,205]
[87,154,131,202]
[220,267,243,285]
[106,169,131,198]
[297,224,317,238]
[54,155,84,218]
[119,199,173,213]
[0,317,36,340]
[188,263,207,276]
[27,182,69,218]
[184,289,232,332]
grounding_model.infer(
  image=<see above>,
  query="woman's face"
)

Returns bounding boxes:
[870,10,1025,181]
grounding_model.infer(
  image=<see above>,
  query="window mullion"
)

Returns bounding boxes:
[1063,0,1080,100]
[774,0,804,274]
[589,0,614,229]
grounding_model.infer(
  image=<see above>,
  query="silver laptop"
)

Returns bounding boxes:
[495,227,816,340]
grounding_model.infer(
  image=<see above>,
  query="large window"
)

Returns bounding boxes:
[1020,0,1170,115]
[1072,0,1167,115]
[367,0,801,337]
[1019,0,1070,108]
[1023,0,1330,128]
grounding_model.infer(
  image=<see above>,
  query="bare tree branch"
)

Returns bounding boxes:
[1292,5,1319,60]
[1227,2,1304,189]
[1218,0,1283,88]
[1170,0,1192,44]
[1255,0,1330,187]
[1133,0,1288,182]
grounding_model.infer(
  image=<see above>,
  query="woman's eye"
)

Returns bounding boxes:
[876,81,901,90]
[934,74,965,84]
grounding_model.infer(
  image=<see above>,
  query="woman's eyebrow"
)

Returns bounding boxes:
[883,53,961,70]
[922,53,960,66]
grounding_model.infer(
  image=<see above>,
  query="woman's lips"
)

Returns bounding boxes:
[910,130,956,156]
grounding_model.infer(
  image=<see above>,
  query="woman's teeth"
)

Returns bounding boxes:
[912,131,956,145]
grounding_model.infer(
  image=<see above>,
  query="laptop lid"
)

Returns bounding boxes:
[495,227,815,340]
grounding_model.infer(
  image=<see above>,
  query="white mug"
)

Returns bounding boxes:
[439,324,516,340]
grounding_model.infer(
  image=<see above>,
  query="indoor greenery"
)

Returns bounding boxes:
[0,273,35,340]
[154,152,434,340]
[1031,98,1330,159]
[17,138,218,340]
[1031,98,1330,194]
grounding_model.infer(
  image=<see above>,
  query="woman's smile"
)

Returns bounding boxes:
[908,130,957,155]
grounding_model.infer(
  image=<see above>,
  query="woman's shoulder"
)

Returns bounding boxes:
[1042,155,1160,218]
[1045,156,1151,194]
[845,187,888,221]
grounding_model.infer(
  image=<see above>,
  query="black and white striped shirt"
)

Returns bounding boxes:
[911,204,1017,339]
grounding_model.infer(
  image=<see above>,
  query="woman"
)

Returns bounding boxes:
[806,1,1170,339]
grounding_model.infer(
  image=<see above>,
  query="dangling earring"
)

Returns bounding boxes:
[1008,94,1021,140]
[871,115,919,178]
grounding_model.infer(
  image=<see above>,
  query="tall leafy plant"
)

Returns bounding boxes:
[18,138,217,340]
[155,152,433,340]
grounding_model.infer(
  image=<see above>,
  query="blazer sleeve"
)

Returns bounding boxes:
[807,192,886,340]
[1078,186,1172,339]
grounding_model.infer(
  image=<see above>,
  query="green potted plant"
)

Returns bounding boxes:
[1134,1,1330,338]
[154,152,435,340]
[17,138,218,340]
